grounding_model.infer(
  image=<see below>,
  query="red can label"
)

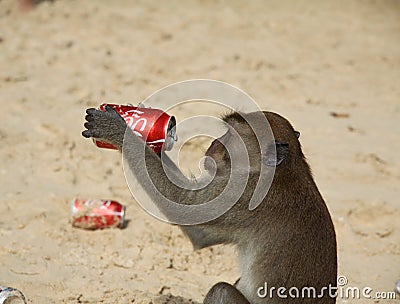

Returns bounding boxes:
[71,198,125,229]
[93,103,177,154]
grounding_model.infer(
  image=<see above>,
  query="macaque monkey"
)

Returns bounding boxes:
[82,106,337,304]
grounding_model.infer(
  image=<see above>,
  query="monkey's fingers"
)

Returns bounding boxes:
[82,106,126,140]
[104,105,117,113]
[82,130,93,138]
[104,105,126,123]
[82,128,102,138]
[85,107,123,122]
[86,108,98,115]
[82,120,103,138]
[84,108,102,123]
[85,114,95,122]
[84,121,94,130]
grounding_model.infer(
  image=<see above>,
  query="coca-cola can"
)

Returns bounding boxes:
[71,198,125,230]
[93,103,177,154]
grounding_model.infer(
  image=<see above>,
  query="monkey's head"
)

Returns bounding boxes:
[204,111,302,176]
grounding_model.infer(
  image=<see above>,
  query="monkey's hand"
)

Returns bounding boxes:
[82,106,127,150]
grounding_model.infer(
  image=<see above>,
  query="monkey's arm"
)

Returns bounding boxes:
[82,107,233,249]
[82,108,226,218]
[82,107,188,202]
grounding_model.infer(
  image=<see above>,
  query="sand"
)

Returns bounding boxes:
[0,0,399,303]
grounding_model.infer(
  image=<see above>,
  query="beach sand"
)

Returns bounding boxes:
[0,0,399,303]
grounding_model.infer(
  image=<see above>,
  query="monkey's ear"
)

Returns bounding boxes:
[263,140,289,167]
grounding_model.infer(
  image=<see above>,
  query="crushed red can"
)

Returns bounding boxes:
[93,103,177,154]
[71,198,125,230]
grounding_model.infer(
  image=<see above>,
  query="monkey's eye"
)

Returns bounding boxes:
[294,131,300,138]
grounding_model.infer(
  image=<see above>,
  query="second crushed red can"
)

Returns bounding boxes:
[93,103,177,154]
[71,198,125,230]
